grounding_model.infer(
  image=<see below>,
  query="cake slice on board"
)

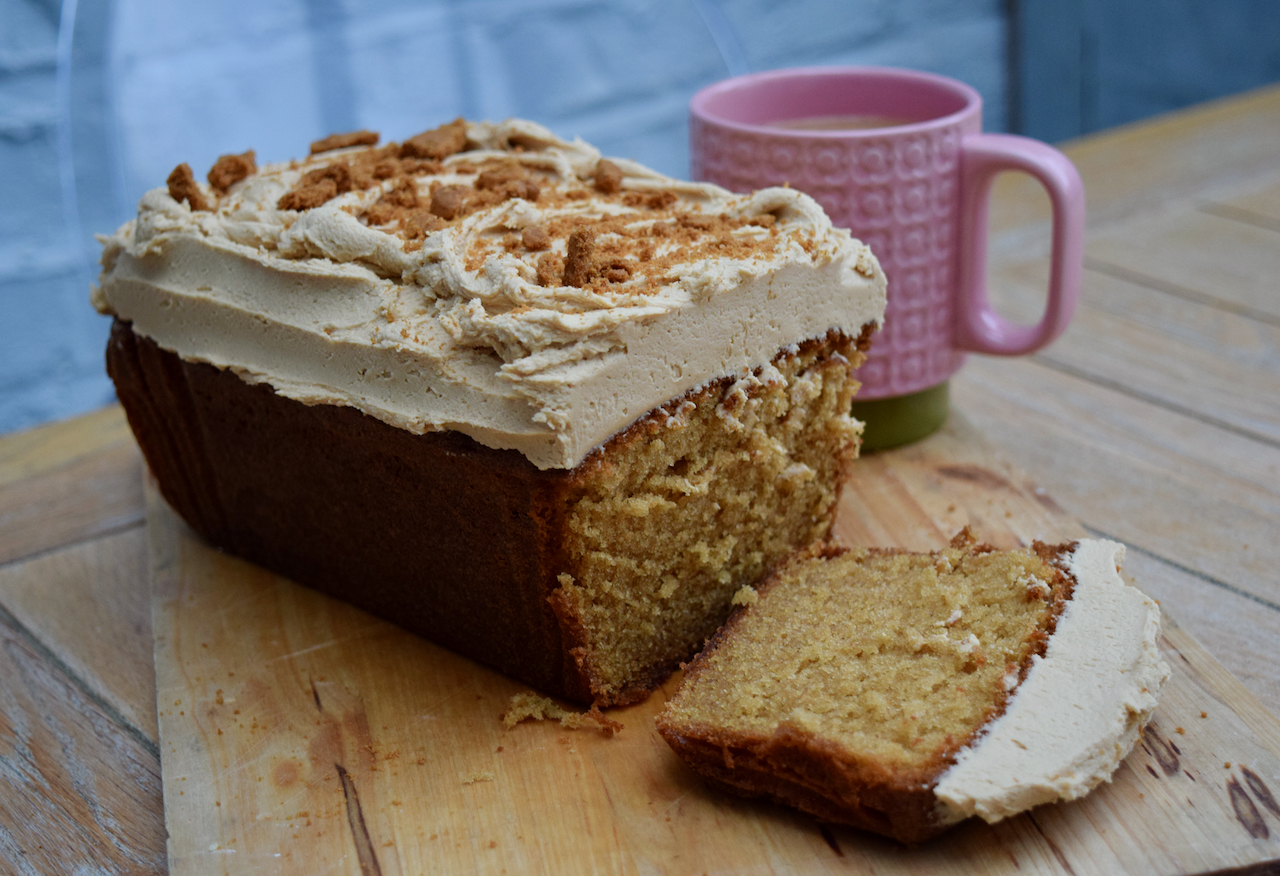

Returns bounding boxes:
[657,530,1168,842]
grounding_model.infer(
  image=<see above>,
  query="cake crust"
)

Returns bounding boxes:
[658,717,943,842]
[110,318,589,697]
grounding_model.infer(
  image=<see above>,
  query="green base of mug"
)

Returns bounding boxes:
[851,382,950,452]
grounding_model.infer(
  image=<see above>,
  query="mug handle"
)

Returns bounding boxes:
[953,133,1085,355]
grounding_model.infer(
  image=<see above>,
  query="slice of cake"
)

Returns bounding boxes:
[93,118,886,706]
[656,532,1168,842]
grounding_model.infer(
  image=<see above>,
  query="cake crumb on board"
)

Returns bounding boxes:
[502,692,623,737]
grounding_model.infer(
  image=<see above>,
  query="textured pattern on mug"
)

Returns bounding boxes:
[691,119,969,398]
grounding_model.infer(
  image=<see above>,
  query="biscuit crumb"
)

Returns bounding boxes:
[642,191,677,210]
[167,163,209,211]
[536,252,564,286]
[731,585,759,607]
[278,179,337,211]
[603,262,632,283]
[310,130,380,154]
[562,229,598,287]
[382,177,421,209]
[207,150,257,194]
[371,159,400,180]
[278,161,354,211]
[522,225,550,251]
[558,228,631,287]
[594,159,623,194]
[430,184,467,220]
[301,162,353,194]
[476,165,540,201]
[401,118,469,160]
[1175,726,1185,735]
[502,692,623,737]
[403,209,446,238]
[1200,711,1208,718]
[363,177,421,226]
[461,771,495,785]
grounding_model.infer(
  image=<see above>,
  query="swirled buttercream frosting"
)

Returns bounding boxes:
[93,118,885,469]
[934,539,1169,823]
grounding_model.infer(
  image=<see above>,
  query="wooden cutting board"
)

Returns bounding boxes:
[149,413,1280,875]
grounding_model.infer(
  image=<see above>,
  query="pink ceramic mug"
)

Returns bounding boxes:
[690,66,1084,448]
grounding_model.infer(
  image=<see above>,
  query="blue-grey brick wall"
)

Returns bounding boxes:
[2,0,116,431]
[1012,0,1280,142]
[2,0,1010,434]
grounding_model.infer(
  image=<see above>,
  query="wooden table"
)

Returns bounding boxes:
[3,84,1280,874]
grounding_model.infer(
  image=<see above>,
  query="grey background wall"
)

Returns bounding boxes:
[1012,0,1280,143]
[0,0,1276,434]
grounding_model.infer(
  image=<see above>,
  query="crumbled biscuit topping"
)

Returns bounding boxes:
[400,117,469,160]
[207,150,256,194]
[147,117,876,381]
[593,159,623,194]
[522,225,550,251]
[168,120,812,301]
[310,129,380,154]
[166,163,208,211]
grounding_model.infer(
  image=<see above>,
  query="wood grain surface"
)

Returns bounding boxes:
[0,606,165,875]
[0,408,163,873]
[148,415,1280,876]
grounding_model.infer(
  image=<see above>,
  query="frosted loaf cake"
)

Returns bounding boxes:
[95,118,887,705]
[657,534,1168,841]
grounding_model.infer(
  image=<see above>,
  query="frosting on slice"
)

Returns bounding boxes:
[933,539,1169,823]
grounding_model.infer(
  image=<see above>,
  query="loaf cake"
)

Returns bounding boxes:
[94,118,887,706]
[656,533,1168,842]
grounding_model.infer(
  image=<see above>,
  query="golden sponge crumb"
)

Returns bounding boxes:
[553,335,863,704]
[661,536,1071,779]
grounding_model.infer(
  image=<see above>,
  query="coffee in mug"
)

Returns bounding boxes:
[769,114,916,131]
[690,67,1084,449]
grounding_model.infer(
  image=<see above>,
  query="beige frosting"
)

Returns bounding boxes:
[933,539,1169,824]
[93,119,885,470]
